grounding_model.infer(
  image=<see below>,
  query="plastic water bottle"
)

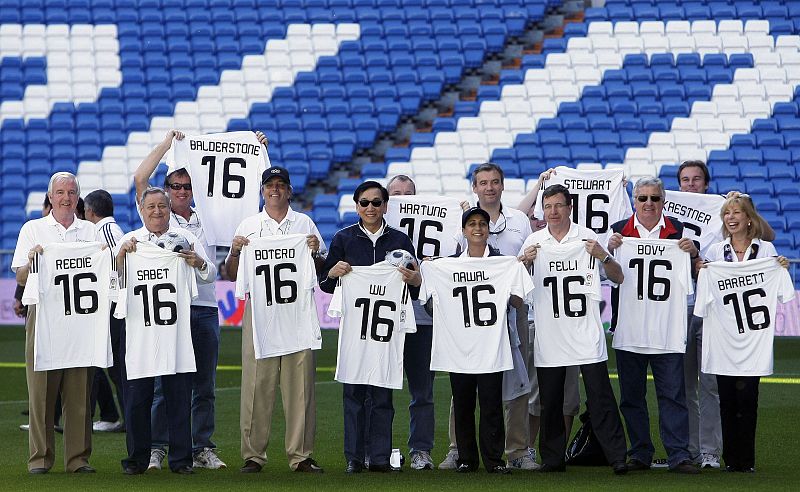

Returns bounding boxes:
[390,448,402,470]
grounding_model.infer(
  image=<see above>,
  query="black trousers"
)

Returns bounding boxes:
[449,371,504,471]
[90,313,126,423]
[716,375,760,470]
[538,362,627,468]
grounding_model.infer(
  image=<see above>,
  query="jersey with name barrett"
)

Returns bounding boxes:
[663,190,724,258]
[696,257,795,376]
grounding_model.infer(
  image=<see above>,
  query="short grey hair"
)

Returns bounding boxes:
[633,176,665,197]
[140,187,171,208]
[386,174,416,193]
[47,172,80,196]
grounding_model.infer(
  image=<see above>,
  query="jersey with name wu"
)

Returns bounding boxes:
[114,242,198,379]
[236,234,321,359]
[696,258,795,376]
[612,238,693,354]
[420,256,533,374]
[663,190,724,258]
[385,195,463,259]
[532,241,607,367]
[167,131,268,247]
[328,263,416,389]
[22,242,115,371]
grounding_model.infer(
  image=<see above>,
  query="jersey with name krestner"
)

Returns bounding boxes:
[328,263,416,389]
[22,242,115,371]
[114,242,198,379]
[663,190,724,258]
[385,195,463,259]
[236,234,322,359]
[421,256,533,374]
[166,131,268,247]
[612,238,693,354]
[696,257,795,376]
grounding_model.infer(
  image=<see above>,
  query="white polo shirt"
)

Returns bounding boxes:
[230,208,327,254]
[457,205,532,256]
[12,214,97,272]
[169,208,217,307]
[633,213,667,239]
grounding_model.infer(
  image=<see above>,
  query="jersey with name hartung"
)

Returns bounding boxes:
[421,256,533,374]
[236,234,322,359]
[22,242,115,371]
[612,238,693,354]
[696,258,795,376]
[167,131,268,247]
[328,263,416,389]
[532,241,607,367]
[114,242,197,379]
[663,190,724,258]
[385,195,463,258]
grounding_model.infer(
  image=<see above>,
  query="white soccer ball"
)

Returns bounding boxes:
[385,249,417,269]
[156,232,190,253]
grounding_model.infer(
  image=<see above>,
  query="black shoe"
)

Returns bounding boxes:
[295,458,324,473]
[489,465,511,474]
[669,460,700,475]
[74,465,96,473]
[240,460,262,473]
[173,465,194,475]
[612,460,628,475]
[538,463,566,472]
[455,463,476,473]
[123,465,144,475]
[21,409,29,416]
[368,463,391,472]
[724,465,738,472]
[346,460,364,474]
[29,468,48,475]
[740,467,755,473]
[626,459,651,472]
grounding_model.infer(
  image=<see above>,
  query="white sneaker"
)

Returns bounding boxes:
[410,451,434,470]
[148,448,166,471]
[193,448,227,469]
[438,449,459,470]
[93,420,124,432]
[701,453,721,469]
[19,423,29,431]
[651,458,669,469]
[508,449,541,470]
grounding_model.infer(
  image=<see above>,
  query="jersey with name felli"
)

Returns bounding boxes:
[167,131,268,247]
[235,234,322,359]
[612,238,693,354]
[328,263,416,389]
[696,258,795,376]
[663,190,724,258]
[421,256,534,374]
[532,242,607,367]
[114,242,197,379]
[385,195,463,258]
[22,242,115,371]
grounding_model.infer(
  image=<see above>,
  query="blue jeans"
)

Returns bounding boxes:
[152,306,220,453]
[616,349,691,468]
[403,324,435,453]
[343,383,393,465]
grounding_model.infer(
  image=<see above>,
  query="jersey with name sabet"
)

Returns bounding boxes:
[385,195,463,258]
[696,258,795,376]
[236,234,322,359]
[421,256,533,374]
[22,242,115,371]
[328,263,416,389]
[612,238,693,354]
[114,242,198,379]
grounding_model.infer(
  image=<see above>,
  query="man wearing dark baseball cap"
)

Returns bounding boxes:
[262,167,291,186]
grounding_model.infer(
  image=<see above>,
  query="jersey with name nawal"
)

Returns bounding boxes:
[328,263,416,389]
[167,131,268,247]
[421,256,533,373]
[696,257,795,376]
[532,241,607,367]
[22,242,115,371]
[663,190,724,258]
[236,234,322,359]
[612,238,693,354]
[114,242,198,379]
[385,195,463,259]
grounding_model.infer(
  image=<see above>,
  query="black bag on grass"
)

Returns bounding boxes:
[565,410,609,466]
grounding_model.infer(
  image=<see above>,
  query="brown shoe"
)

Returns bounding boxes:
[295,458,324,473]
[670,461,700,475]
[240,460,262,473]
[626,459,651,472]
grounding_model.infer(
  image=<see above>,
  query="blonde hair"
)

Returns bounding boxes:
[720,195,766,241]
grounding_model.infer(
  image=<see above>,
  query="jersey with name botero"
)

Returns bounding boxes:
[421,256,533,374]
[385,195,463,258]
[612,238,693,354]
[167,131,268,247]
[534,166,631,242]
[328,263,416,389]
[664,191,724,258]
[532,242,607,367]
[236,234,321,359]
[114,242,197,379]
[696,258,795,376]
[22,242,114,371]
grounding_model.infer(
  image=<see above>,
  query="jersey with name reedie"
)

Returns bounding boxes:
[166,131,268,247]
[328,263,416,389]
[385,195,463,258]
[696,258,795,376]
[664,190,724,257]
[611,238,693,354]
[22,242,115,371]
[532,241,607,367]
[114,242,198,379]
[235,234,322,359]
[421,256,534,374]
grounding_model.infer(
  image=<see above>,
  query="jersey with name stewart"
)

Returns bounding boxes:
[532,241,606,367]
[420,256,533,374]
[696,258,795,376]
[385,195,463,259]
[235,234,322,359]
[612,238,693,354]
[663,190,724,257]
[114,242,197,379]
[167,131,268,247]
[22,242,115,371]
[328,263,416,389]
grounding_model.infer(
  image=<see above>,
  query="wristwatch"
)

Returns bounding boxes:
[602,254,612,264]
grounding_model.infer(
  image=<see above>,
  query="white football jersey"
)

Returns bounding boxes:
[663,190,724,257]
[235,234,322,359]
[420,256,534,374]
[696,258,795,376]
[22,242,115,371]
[328,263,416,389]
[532,241,607,367]
[166,131,268,247]
[611,238,693,354]
[114,242,198,379]
[385,195,463,258]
